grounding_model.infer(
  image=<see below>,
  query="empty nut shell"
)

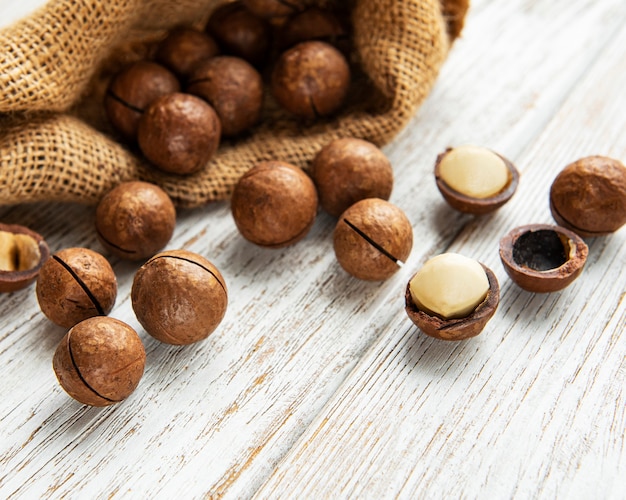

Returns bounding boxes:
[499,224,588,293]
[435,146,520,215]
[405,263,499,341]
[36,248,117,328]
[549,156,626,237]
[0,223,49,293]
[53,317,145,406]
[131,250,228,345]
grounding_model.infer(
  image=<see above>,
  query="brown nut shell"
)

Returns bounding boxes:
[0,223,49,293]
[155,27,220,78]
[333,198,413,281]
[549,156,626,237]
[278,7,348,52]
[53,317,145,406]
[231,161,318,248]
[405,264,499,341]
[271,40,350,119]
[312,138,393,217]
[36,248,117,328]
[138,92,221,175]
[131,250,228,345]
[434,148,520,215]
[499,224,588,293]
[242,0,307,19]
[187,56,263,137]
[105,61,180,140]
[95,181,176,261]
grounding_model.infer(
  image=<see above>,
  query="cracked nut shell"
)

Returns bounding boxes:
[0,223,50,293]
[549,156,626,237]
[231,161,318,247]
[138,92,221,175]
[311,138,393,217]
[36,248,117,328]
[53,317,145,407]
[105,61,180,140]
[187,56,263,137]
[435,146,519,215]
[499,224,588,293]
[131,250,228,345]
[271,40,350,119]
[405,263,499,341]
[333,198,413,281]
[95,181,176,261]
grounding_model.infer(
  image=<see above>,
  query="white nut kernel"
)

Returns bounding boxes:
[439,145,510,198]
[409,253,489,319]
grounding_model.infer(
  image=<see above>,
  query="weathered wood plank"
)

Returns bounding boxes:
[1,0,625,498]
[255,15,626,500]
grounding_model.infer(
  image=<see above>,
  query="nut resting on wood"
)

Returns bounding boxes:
[405,253,500,341]
[0,223,49,293]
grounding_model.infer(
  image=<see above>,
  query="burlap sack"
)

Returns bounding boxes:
[0,0,468,208]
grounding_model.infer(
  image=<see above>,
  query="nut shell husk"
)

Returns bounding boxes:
[131,250,228,345]
[549,156,626,237]
[138,92,221,175]
[231,161,318,247]
[405,264,499,341]
[311,138,393,217]
[334,198,413,281]
[271,40,350,119]
[187,56,263,137]
[434,148,520,215]
[95,181,176,261]
[0,223,49,293]
[53,317,145,406]
[499,224,588,293]
[36,248,117,328]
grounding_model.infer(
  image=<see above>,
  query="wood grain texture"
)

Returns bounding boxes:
[1,0,625,498]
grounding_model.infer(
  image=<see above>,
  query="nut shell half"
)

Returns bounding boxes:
[435,148,520,215]
[0,223,49,293]
[499,224,588,293]
[405,264,499,341]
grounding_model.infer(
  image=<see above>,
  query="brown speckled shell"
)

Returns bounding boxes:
[138,92,221,175]
[231,161,318,248]
[311,138,393,217]
[549,156,626,237]
[36,248,117,328]
[105,61,180,140]
[334,198,413,281]
[0,223,49,293]
[405,264,499,341]
[187,56,263,137]
[271,40,350,119]
[499,224,588,293]
[434,147,520,215]
[131,250,228,345]
[53,317,145,406]
[95,181,176,261]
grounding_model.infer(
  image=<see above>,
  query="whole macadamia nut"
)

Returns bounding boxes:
[187,56,263,137]
[105,61,180,140]
[36,248,117,328]
[131,250,228,345]
[206,2,271,67]
[231,161,318,247]
[550,156,626,237]
[271,40,350,119]
[243,0,307,20]
[53,317,145,406]
[312,138,393,217]
[333,198,413,281]
[138,92,221,175]
[155,27,220,78]
[278,7,348,52]
[0,223,49,293]
[95,181,176,261]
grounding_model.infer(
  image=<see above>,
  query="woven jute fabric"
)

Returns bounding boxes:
[0,0,468,208]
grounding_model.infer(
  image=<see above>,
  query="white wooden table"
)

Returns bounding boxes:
[1,0,625,498]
